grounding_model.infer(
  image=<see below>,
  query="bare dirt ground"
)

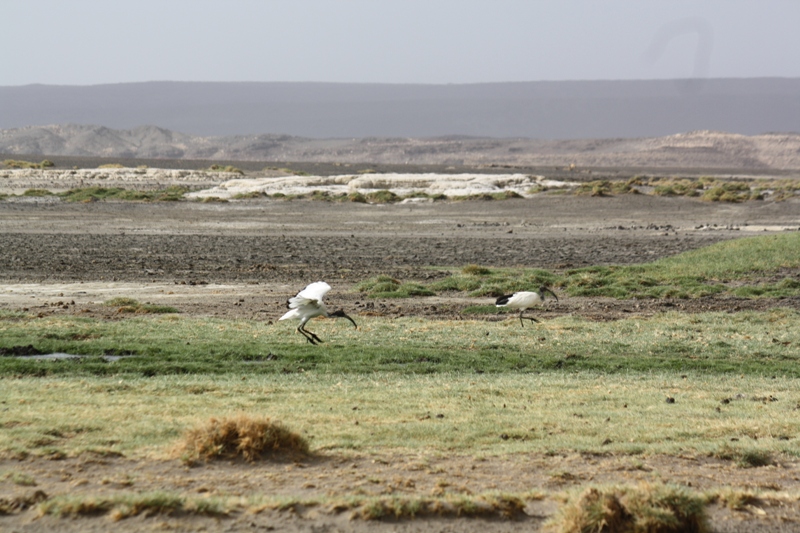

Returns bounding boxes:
[2,179,800,532]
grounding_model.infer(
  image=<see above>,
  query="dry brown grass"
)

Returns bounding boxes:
[0,490,48,515]
[347,492,530,520]
[178,415,309,464]
[551,484,708,533]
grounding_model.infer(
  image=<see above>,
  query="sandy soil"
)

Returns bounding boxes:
[2,188,800,531]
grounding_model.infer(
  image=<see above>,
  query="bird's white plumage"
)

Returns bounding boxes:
[497,291,545,311]
[280,281,330,322]
[278,281,357,345]
[495,287,558,327]
[292,281,331,305]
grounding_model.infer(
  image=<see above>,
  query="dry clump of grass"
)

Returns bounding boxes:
[179,415,309,464]
[38,491,228,520]
[462,264,492,276]
[102,297,179,314]
[711,445,774,468]
[0,490,48,515]
[711,488,763,511]
[344,492,529,520]
[551,484,708,533]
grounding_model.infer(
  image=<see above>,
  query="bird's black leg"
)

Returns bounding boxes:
[297,325,318,345]
[518,311,539,327]
[298,324,323,345]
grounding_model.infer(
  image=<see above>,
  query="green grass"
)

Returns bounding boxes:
[429,267,558,297]
[39,491,228,519]
[420,233,800,299]
[208,164,244,175]
[102,297,180,314]
[21,189,55,197]
[1,372,798,458]
[2,159,54,169]
[263,166,309,176]
[231,191,267,199]
[365,190,399,203]
[574,176,799,202]
[0,187,190,203]
[0,233,798,465]
[57,186,190,202]
[574,180,638,196]
[1,309,798,377]
[356,275,436,298]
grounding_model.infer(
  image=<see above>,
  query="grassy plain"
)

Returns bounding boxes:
[0,309,798,377]
[1,372,797,461]
[1,214,799,530]
[362,232,800,299]
[1,232,799,461]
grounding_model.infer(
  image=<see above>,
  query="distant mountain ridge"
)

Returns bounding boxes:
[1,79,799,139]
[3,124,800,170]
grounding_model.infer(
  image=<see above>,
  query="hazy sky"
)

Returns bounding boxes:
[3,0,799,86]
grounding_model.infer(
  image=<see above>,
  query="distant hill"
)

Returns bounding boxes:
[1,79,799,139]
[2,125,800,170]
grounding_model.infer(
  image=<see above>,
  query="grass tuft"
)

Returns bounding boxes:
[232,191,267,199]
[712,446,774,468]
[102,298,179,314]
[347,192,368,203]
[365,190,399,203]
[38,491,228,520]
[22,189,55,197]
[350,492,527,520]
[356,275,435,298]
[0,490,48,514]
[462,264,492,276]
[551,484,708,533]
[3,159,54,169]
[208,165,244,175]
[57,186,190,203]
[178,415,309,463]
[713,489,762,511]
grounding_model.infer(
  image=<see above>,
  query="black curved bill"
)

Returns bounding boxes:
[331,309,358,328]
[540,287,559,302]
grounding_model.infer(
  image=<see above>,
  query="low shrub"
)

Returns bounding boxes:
[179,415,309,463]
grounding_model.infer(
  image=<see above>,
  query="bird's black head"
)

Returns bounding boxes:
[329,309,358,328]
[539,286,559,302]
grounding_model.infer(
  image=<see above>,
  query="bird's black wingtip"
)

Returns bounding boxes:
[495,294,512,306]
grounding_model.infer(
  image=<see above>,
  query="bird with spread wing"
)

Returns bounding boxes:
[279,281,357,344]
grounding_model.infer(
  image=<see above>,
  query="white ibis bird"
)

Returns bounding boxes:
[495,286,558,327]
[279,281,357,345]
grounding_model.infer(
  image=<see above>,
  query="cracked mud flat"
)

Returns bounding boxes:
[2,188,800,532]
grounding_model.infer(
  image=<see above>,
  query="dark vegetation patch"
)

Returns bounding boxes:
[103,298,180,314]
[58,186,190,203]
[0,345,44,356]
[207,164,244,175]
[3,159,54,169]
